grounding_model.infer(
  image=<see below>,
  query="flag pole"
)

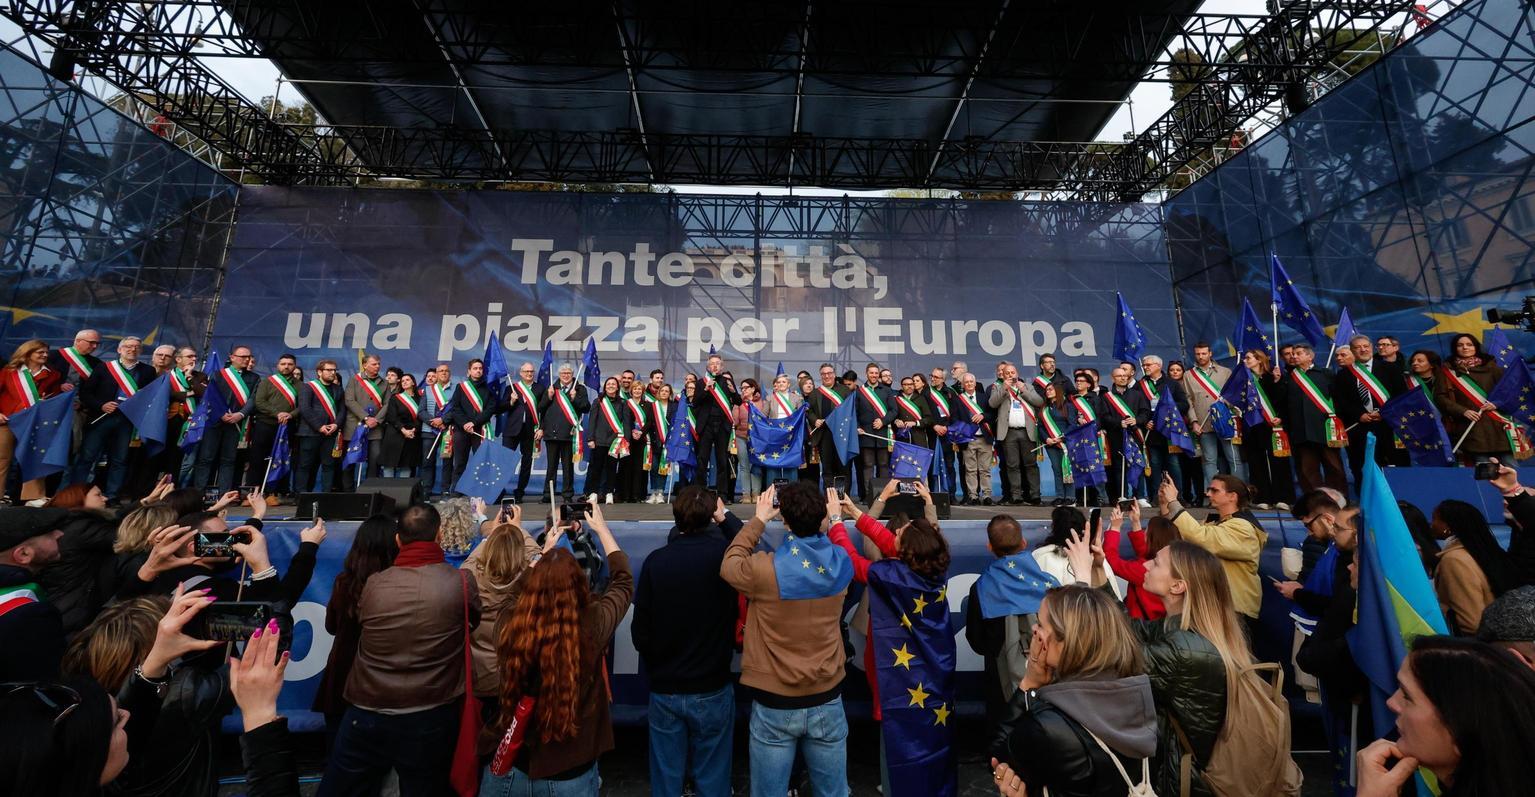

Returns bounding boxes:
[260,455,274,491]
[1451,415,1481,454]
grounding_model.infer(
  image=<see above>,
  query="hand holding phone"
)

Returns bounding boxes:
[771,478,790,507]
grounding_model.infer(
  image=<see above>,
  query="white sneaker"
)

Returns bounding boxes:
[1136,498,1151,508]
[1255,502,1271,510]
[1275,502,1291,511]
[587,493,599,505]
[605,492,614,504]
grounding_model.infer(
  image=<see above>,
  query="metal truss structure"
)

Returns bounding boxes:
[0,0,1429,197]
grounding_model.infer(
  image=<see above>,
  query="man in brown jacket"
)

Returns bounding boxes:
[319,504,481,797]
[721,480,853,797]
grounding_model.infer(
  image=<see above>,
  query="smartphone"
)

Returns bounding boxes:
[186,602,290,650]
[561,501,592,519]
[771,478,790,507]
[830,475,848,500]
[202,488,222,505]
[897,477,920,495]
[236,485,257,500]
[193,530,251,558]
[501,498,514,515]
[1473,461,1501,480]
[1117,499,1136,511]
[1089,507,1103,532]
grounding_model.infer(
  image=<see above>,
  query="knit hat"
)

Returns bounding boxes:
[1479,585,1535,642]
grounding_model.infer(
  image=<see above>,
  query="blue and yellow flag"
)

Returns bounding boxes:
[1347,434,1449,742]
[892,440,933,479]
[1487,358,1535,432]
[266,424,292,484]
[824,394,860,464]
[1270,254,1328,348]
[1484,327,1520,370]
[1113,292,1148,364]
[1232,297,1275,365]
[181,351,224,451]
[868,560,957,796]
[665,390,696,468]
[9,392,74,480]
[1066,422,1107,489]
[119,372,172,452]
[770,532,852,600]
[748,403,806,468]
[1155,385,1196,451]
[1381,389,1455,466]
[976,551,1059,619]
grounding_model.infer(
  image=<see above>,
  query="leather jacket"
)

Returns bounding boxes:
[108,664,231,797]
[1134,616,1227,797]
[990,675,1159,797]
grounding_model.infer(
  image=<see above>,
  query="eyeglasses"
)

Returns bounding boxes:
[319,367,337,372]
[3,682,81,726]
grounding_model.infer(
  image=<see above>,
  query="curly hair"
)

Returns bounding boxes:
[496,548,589,744]
[898,518,950,581]
[434,497,478,554]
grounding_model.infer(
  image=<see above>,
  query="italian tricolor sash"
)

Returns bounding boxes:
[687,407,700,441]
[106,361,139,397]
[173,369,195,443]
[1292,369,1346,447]
[1006,385,1038,422]
[626,397,646,428]
[220,367,251,405]
[10,368,41,408]
[60,346,93,378]
[355,374,384,408]
[1446,369,1529,457]
[1252,377,1281,426]
[896,394,923,421]
[1346,364,1390,407]
[553,387,580,427]
[307,381,339,423]
[430,383,452,416]
[927,388,951,419]
[514,382,540,425]
[598,397,624,434]
[859,385,892,448]
[1410,374,1433,402]
[706,376,733,416]
[957,392,992,437]
[1040,408,1066,442]
[395,392,419,421]
[816,385,844,407]
[1188,367,1222,401]
[1104,392,1134,420]
[268,374,297,407]
[0,582,40,618]
[770,391,794,417]
[1137,379,1158,407]
[1031,375,1052,394]
[1071,396,1098,426]
[460,381,485,414]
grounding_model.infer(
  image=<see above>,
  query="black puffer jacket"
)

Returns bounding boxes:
[108,663,231,797]
[1134,616,1227,797]
[38,509,121,635]
[991,674,1160,797]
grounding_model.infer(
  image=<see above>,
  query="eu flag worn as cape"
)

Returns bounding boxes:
[748,403,806,468]
[771,531,853,600]
[454,438,518,504]
[266,424,292,484]
[1066,422,1107,489]
[868,560,958,797]
[665,390,697,468]
[824,394,860,464]
[1233,298,1275,365]
[118,372,172,451]
[1487,358,1535,432]
[976,551,1060,619]
[1154,385,1196,451]
[1113,292,1149,363]
[181,351,224,451]
[1271,254,1328,347]
[1347,435,1449,742]
[580,338,601,393]
[891,440,933,479]
[1484,327,1520,370]
[9,392,74,479]
[1381,389,1456,466]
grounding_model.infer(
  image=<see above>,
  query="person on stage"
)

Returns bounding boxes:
[538,362,590,502]
[245,352,299,494]
[446,358,498,491]
[1138,354,1190,498]
[343,354,394,488]
[419,363,453,496]
[617,379,651,503]
[0,340,64,503]
[1183,342,1241,486]
[645,383,679,504]
[809,363,852,492]
[763,373,803,491]
[1436,333,1522,465]
[1333,335,1407,485]
[927,365,963,499]
[583,376,630,504]
[295,358,345,494]
[1282,343,1348,495]
[501,361,544,503]
[797,374,820,485]
[1238,349,1295,510]
[190,343,257,496]
[1099,364,1151,506]
[691,353,739,497]
[379,372,423,479]
[855,363,897,499]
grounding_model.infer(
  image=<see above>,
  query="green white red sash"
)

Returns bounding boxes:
[1292,368,1345,446]
[1031,374,1052,394]
[354,374,384,409]
[10,368,41,408]
[705,375,733,416]
[106,361,140,397]
[60,346,93,378]
[626,397,646,428]
[1104,392,1134,420]
[459,380,485,414]
[1251,375,1281,426]
[1188,367,1223,401]
[220,367,251,406]
[858,385,893,448]
[430,383,452,415]
[765,391,790,418]
[268,374,297,407]
[394,391,419,421]
[816,385,844,407]
[896,394,923,421]
[0,582,40,617]
[1446,369,1525,454]
[1006,385,1038,422]
[599,398,629,457]
[552,386,580,427]
[307,381,339,423]
[1137,378,1159,407]
[957,392,993,437]
[514,381,540,425]
[687,407,700,441]
[1071,395,1098,425]
[1040,407,1066,443]
[173,369,195,443]
[1410,374,1434,403]
[1346,363,1390,407]
[927,387,951,419]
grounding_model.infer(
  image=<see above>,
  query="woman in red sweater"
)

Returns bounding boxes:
[0,339,67,502]
[1102,503,1178,620]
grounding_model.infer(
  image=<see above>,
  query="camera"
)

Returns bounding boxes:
[193,530,251,558]
[1486,296,1535,333]
[1473,461,1502,480]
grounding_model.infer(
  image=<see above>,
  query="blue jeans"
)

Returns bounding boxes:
[748,697,849,797]
[648,684,734,797]
[318,702,459,797]
[738,446,763,496]
[1198,430,1245,486]
[71,412,133,498]
[479,762,600,796]
[1043,445,1067,499]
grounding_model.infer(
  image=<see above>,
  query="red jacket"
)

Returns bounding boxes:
[1104,528,1166,620]
[0,366,64,417]
[828,513,900,720]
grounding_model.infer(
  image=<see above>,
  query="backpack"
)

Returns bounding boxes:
[997,612,1038,701]
[1170,662,1302,797]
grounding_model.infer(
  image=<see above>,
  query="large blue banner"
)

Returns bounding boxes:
[214,189,1173,382]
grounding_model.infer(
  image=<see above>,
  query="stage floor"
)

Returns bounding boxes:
[430,499,1065,524]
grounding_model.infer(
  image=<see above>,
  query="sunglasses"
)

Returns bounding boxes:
[3,682,81,726]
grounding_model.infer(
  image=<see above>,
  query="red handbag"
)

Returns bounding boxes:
[488,694,537,777]
[449,572,484,797]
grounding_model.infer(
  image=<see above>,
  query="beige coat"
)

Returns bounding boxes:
[1435,539,1495,636]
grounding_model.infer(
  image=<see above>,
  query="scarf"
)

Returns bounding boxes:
[1454,355,1482,372]
[394,540,446,568]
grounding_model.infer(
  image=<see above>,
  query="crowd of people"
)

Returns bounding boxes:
[2,330,1526,513]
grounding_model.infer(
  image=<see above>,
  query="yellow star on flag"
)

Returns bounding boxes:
[817,566,826,574]
[900,613,913,629]
[907,683,930,708]
[801,559,811,568]
[891,643,916,670]
[912,594,928,614]
[1421,307,1495,340]
[936,586,947,603]
[933,703,951,726]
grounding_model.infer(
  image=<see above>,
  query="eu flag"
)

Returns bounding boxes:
[1232,298,1275,365]
[665,390,696,468]
[9,392,74,480]
[482,330,510,396]
[1154,385,1196,451]
[975,551,1059,619]
[535,342,554,386]
[1065,422,1107,489]
[1381,389,1455,466]
[1487,358,1535,432]
[1331,306,1357,354]
[1121,428,1147,480]
[867,561,957,796]
[453,438,518,504]
[579,338,601,393]
[1112,292,1148,363]
[891,440,933,479]
[772,531,853,600]
[1270,254,1328,347]
[824,394,860,464]
[1347,434,1449,743]
[118,372,172,450]
[265,424,293,484]
[1219,363,1265,428]
[181,351,224,451]
[341,422,369,468]
[748,403,806,468]
[1484,327,1520,370]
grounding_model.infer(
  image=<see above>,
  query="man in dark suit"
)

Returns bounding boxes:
[1097,363,1151,505]
[808,363,851,489]
[47,328,103,466]
[1333,335,1407,488]
[502,361,544,502]
[295,359,344,494]
[925,365,960,497]
[854,362,897,499]
[690,353,739,496]
[445,358,500,491]
[986,364,1044,505]
[537,362,590,501]
[68,336,156,502]
[1137,354,1190,499]
[1283,343,1348,495]
[193,344,259,494]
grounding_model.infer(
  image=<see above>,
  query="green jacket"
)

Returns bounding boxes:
[252,374,298,423]
[1134,615,1227,797]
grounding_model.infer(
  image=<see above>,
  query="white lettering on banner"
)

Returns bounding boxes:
[284,312,414,351]
[283,601,333,681]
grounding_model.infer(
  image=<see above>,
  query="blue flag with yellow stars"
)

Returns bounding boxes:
[891,440,933,479]
[748,403,806,468]
[1487,358,1535,433]
[1381,389,1455,467]
[181,350,224,451]
[1155,385,1196,451]
[266,424,292,484]
[1066,422,1107,489]
[580,337,601,393]
[454,437,518,504]
[1332,306,1358,355]
[535,342,554,386]
[824,393,860,464]
[1270,254,1328,347]
[867,560,957,796]
[118,372,172,452]
[1484,327,1520,371]
[665,389,697,468]
[1233,298,1275,365]
[770,531,853,600]
[1219,362,1266,428]
[976,551,1059,619]
[1113,292,1149,363]
[341,420,369,468]
[1121,427,1148,478]
[9,392,74,480]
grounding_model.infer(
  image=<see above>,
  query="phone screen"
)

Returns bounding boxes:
[772,478,789,507]
[831,475,847,500]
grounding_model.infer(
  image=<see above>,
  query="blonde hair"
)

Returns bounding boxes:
[476,523,531,591]
[436,497,478,554]
[1165,540,1254,678]
[1042,584,1146,680]
[62,596,168,691]
[7,339,47,371]
[115,503,179,554]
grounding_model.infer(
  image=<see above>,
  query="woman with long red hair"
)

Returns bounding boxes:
[480,503,630,793]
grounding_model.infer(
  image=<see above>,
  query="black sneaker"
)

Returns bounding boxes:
[982,497,994,506]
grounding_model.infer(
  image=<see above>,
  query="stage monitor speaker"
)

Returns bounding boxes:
[359,477,426,508]
[871,479,951,520]
[293,492,395,520]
